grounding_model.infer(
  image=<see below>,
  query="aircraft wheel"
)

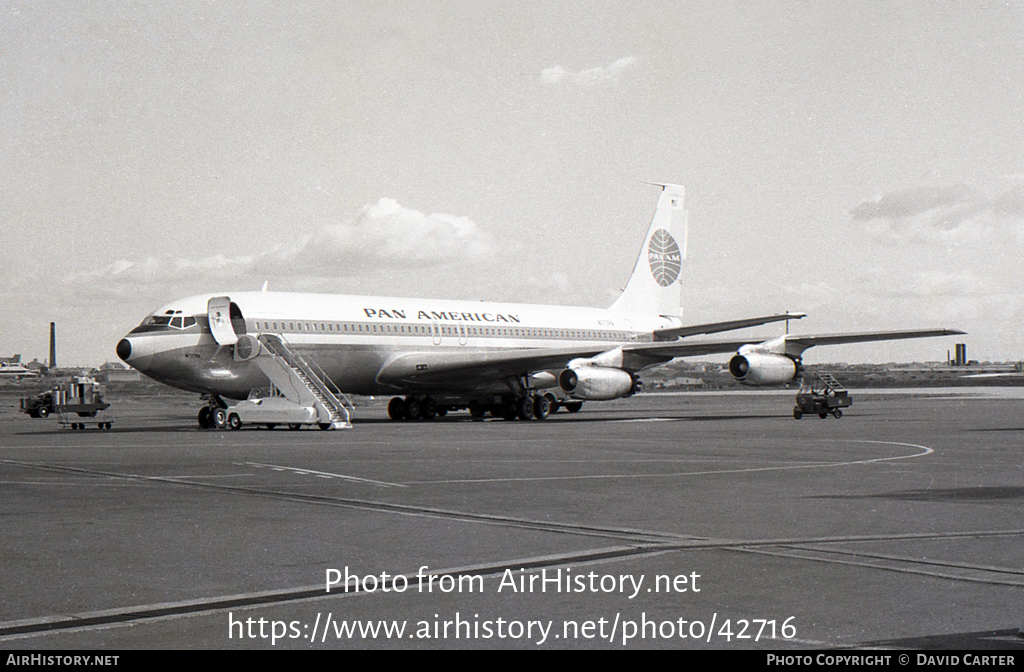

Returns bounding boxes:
[501,398,518,421]
[565,401,583,413]
[388,397,406,421]
[228,413,242,430]
[198,407,213,429]
[421,397,437,420]
[468,401,485,419]
[288,423,302,430]
[265,423,277,430]
[318,423,332,430]
[38,407,49,418]
[436,407,448,417]
[544,394,559,413]
[212,408,228,429]
[404,398,421,421]
[793,408,803,420]
[517,396,535,420]
[533,395,550,420]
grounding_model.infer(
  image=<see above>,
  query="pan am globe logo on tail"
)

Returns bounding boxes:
[647,229,681,287]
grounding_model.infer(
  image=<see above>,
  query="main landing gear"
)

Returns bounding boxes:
[197,404,227,430]
[387,394,583,422]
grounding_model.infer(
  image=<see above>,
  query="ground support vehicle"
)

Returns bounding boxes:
[201,390,326,431]
[20,377,114,429]
[793,372,851,420]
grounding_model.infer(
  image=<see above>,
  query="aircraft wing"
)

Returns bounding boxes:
[630,328,966,359]
[375,346,612,388]
[375,327,965,389]
[653,312,806,340]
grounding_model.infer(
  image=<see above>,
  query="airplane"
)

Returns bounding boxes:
[115,183,964,429]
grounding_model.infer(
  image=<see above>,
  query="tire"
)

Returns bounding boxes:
[388,397,406,421]
[565,401,583,413]
[501,398,518,421]
[265,423,277,430]
[818,412,828,420]
[212,408,227,429]
[404,398,421,421]
[544,394,559,413]
[421,397,437,420]
[793,408,803,420]
[319,423,331,430]
[198,406,212,429]
[517,396,534,421]
[38,407,49,418]
[228,413,242,430]
[469,401,485,419]
[288,423,302,430]
[833,409,843,419]
[533,395,550,420]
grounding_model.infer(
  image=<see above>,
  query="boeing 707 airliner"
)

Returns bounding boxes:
[116,183,963,428]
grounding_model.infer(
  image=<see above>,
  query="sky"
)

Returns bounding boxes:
[2,1,1023,367]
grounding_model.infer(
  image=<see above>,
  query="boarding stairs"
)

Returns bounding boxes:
[812,371,846,392]
[255,334,354,429]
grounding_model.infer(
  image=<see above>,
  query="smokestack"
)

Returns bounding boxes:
[49,322,56,370]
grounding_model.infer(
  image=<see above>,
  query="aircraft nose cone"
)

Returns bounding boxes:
[116,339,132,362]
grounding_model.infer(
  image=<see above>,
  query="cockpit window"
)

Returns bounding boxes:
[141,310,196,330]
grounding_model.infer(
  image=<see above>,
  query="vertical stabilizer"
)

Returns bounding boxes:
[609,183,687,317]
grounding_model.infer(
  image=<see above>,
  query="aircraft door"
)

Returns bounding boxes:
[431,322,442,345]
[458,323,468,346]
[208,296,239,345]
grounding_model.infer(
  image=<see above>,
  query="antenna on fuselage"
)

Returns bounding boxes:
[260,281,268,292]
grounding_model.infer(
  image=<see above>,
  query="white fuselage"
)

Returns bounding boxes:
[118,291,678,400]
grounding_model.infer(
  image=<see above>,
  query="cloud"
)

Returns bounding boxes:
[850,184,976,221]
[67,198,496,297]
[292,197,495,274]
[850,183,1024,246]
[541,56,639,86]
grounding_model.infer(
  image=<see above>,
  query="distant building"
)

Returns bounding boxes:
[0,354,39,379]
[95,361,141,382]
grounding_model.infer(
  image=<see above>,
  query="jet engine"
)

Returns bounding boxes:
[233,334,263,361]
[558,366,638,400]
[728,352,798,386]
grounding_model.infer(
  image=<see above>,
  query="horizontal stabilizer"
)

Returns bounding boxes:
[654,312,806,340]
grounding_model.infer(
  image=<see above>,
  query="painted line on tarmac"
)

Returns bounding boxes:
[403,440,935,484]
[0,544,674,640]
[244,461,407,488]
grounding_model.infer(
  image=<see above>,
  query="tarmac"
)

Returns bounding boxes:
[1,387,1022,650]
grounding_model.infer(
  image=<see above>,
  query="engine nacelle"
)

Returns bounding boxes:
[728,352,798,386]
[233,334,263,361]
[558,366,636,400]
